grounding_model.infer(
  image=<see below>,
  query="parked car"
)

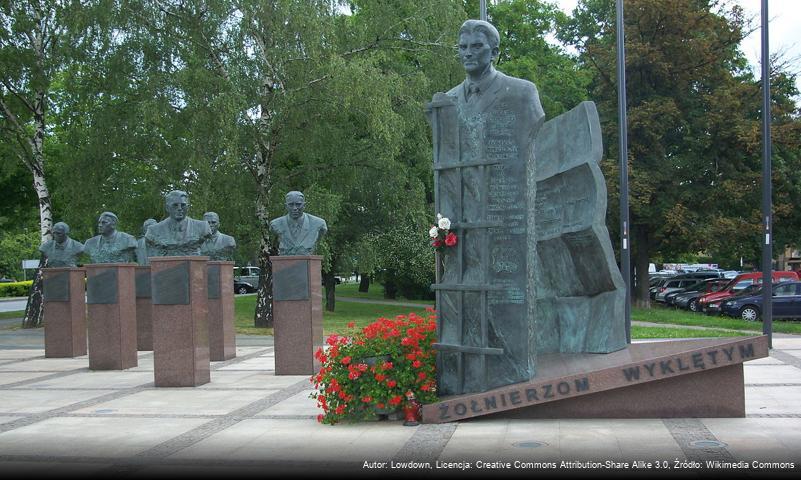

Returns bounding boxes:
[649,277,673,300]
[654,277,705,303]
[234,279,257,295]
[672,279,729,312]
[650,271,724,302]
[665,278,726,306]
[234,266,260,289]
[720,281,801,321]
[698,271,799,315]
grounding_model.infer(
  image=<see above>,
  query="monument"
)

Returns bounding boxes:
[202,212,237,361]
[270,190,325,375]
[145,190,212,257]
[39,222,84,267]
[40,221,86,358]
[83,212,137,370]
[136,218,157,266]
[84,212,138,264]
[422,20,765,421]
[201,212,236,261]
[135,219,157,350]
[269,191,327,256]
[147,190,212,386]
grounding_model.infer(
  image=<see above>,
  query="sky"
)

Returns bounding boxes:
[550,0,801,100]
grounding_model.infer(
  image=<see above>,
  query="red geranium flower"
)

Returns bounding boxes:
[389,395,403,406]
[340,356,352,365]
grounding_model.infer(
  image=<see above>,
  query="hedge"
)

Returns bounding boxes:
[0,281,32,297]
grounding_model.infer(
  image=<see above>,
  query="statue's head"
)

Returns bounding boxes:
[285,191,305,220]
[53,222,69,243]
[203,212,220,234]
[165,190,189,222]
[97,212,118,236]
[142,218,157,236]
[457,19,500,77]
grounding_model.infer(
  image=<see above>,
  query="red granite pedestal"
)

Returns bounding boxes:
[422,336,769,423]
[271,255,323,375]
[42,268,87,358]
[150,256,210,387]
[135,266,153,351]
[85,263,138,370]
[207,261,236,361]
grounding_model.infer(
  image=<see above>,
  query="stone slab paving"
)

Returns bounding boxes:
[0,335,798,477]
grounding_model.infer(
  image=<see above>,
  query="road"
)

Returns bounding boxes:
[0,298,26,312]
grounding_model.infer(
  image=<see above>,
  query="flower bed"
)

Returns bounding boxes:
[310,310,438,425]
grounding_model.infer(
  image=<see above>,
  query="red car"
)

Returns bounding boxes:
[698,271,799,315]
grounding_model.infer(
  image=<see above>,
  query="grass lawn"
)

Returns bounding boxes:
[1,297,781,339]
[234,294,432,336]
[630,326,749,339]
[234,295,755,339]
[633,305,801,334]
[332,282,434,304]
[0,311,23,320]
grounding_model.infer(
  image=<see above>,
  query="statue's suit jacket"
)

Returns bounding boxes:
[269,213,327,256]
[39,238,85,267]
[201,232,237,260]
[445,70,544,143]
[145,217,212,257]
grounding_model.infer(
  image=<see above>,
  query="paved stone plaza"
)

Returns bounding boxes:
[0,330,799,477]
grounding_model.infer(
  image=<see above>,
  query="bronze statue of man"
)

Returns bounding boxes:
[145,190,212,257]
[269,191,327,256]
[136,218,157,265]
[39,222,85,267]
[84,212,138,263]
[200,212,236,261]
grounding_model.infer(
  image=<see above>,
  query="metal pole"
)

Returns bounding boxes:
[760,0,773,348]
[480,0,487,21]
[616,0,631,343]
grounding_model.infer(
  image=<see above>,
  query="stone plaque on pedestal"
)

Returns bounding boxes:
[271,255,323,375]
[207,261,236,361]
[43,268,87,358]
[85,263,137,370]
[150,256,210,387]
[135,266,153,351]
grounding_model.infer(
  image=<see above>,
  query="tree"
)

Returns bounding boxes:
[559,0,801,305]
[119,0,466,322]
[0,0,100,327]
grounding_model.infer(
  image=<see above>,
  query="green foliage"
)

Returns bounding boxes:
[0,281,33,297]
[561,0,801,293]
[489,0,591,117]
[372,220,436,300]
[0,230,39,280]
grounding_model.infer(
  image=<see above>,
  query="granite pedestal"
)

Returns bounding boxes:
[207,261,236,361]
[271,255,323,375]
[42,268,87,358]
[150,256,210,387]
[85,263,137,370]
[423,336,769,423]
[135,266,153,351]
